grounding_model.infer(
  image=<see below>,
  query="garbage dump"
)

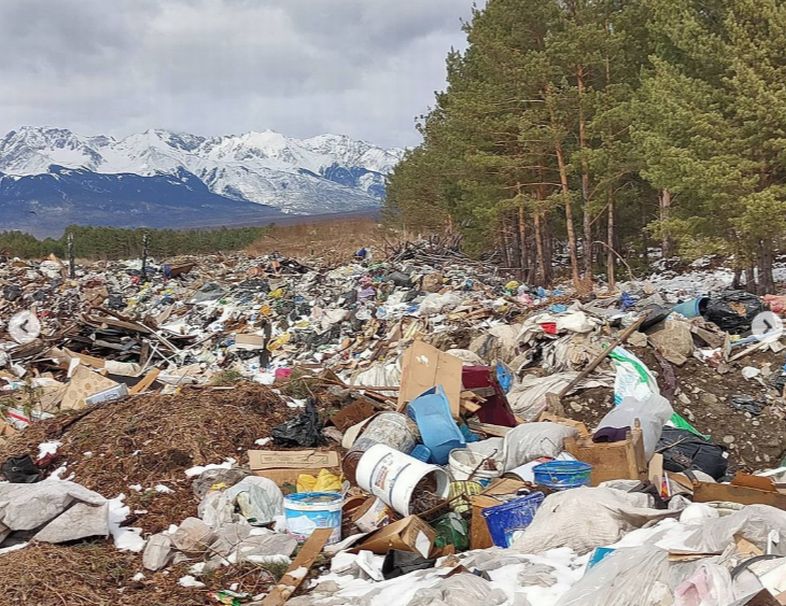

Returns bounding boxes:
[1,243,786,605]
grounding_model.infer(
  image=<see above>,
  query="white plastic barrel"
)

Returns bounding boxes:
[356,444,450,516]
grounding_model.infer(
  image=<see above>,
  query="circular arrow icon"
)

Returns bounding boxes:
[751,311,784,343]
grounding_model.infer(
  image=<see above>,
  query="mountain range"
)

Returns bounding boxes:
[0,126,404,236]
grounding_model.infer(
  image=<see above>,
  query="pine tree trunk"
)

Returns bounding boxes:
[757,240,775,294]
[732,268,741,289]
[534,209,546,286]
[509,211,522,272]
[744,264,756,292]
[607,197,616,291]
[555,143,580,287]
[498,223,510,269]
[547,85,580,288]
[577,66,593,283]
[544,217,554,286]
[659,189,673,258]
[518,197,528,273]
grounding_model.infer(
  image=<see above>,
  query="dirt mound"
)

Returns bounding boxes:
[565,347,786,471]
[0,383,290,532]
[0,541,276,606]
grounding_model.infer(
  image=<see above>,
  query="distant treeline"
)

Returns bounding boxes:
[0,225,273,259]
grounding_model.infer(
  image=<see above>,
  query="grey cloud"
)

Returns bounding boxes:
[0,0,478,147]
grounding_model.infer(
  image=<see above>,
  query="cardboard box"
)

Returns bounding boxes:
[353,515,435,558]
[563,425,646,486]
[469,478,530,550]
[397,341,462,418]
[691,473,786,509]
[248,449,340,487]
[60,365,119,411]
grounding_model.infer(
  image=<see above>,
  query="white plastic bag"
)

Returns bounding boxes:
[595,394,673,459]
[500,422,578,471]
[610,346,660,405]
[556,545,673,606]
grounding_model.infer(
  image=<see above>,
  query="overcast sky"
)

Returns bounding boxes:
[0,0,479,148]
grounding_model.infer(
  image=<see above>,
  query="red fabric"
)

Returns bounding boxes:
[461,365,517,427]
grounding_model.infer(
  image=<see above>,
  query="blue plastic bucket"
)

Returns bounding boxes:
[284,492,343,545]
[533,461,592,490]
[671,296,708,318]
[480,491,544,548]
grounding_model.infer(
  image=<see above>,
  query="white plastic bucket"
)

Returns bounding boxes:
[448,449,502,484]
[356,444,450,516]
[283,492,343,545]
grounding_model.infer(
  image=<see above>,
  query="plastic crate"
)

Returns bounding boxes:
[480,491,544,548]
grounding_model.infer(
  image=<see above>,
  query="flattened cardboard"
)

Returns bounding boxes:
[249,449,341,488]
[248,449,339,470]
[693,473,786,509]
[353,515,435,558]
[60,365,119,411]
[397,341,462,418]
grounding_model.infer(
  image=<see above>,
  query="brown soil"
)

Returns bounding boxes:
[0,383,292,533]
[565,347,786,471]
[0,541,276,606]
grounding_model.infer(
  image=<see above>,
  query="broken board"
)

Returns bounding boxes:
[261,527,332,605]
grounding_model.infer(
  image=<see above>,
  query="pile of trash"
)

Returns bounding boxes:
[1,244,786,605]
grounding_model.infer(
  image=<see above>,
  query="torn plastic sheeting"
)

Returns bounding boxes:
[673,560,736,606]
[507,372,612,421]
[0,479,106,533]
[235,531,298,563]
[511,487,682,556]
[555,545,674,606]
[703,290,764,334]
[469,323,523,364]
[679,505,786,556]
[541,335,606,373]
[500,423,579,471]
[407,572,509,606]
[33,501,110,544]
[222,476,284,525]
[418,292,462,316]
[351,361,402,389]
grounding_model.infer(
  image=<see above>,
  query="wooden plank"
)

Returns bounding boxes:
[261,527,332,606]
[129,368,160,395]
[556,316,646,400]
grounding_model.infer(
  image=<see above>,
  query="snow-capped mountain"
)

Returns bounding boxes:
[0,126,404,214]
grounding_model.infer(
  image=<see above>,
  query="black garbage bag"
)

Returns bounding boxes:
[1,455,42,483]
[382,550,436,580]
[703,290,764,334]
[656,427,729,481]
[730,394,766,416]
[272,400,324,447]
[639,305,673,332]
